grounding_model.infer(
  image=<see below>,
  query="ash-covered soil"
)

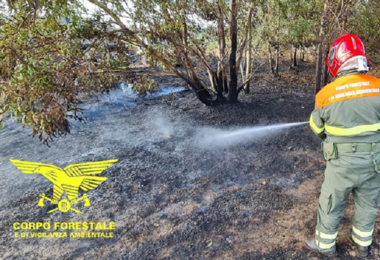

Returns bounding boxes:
[1,66,380,259]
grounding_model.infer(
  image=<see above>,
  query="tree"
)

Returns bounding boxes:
[0,0,128,143]
[254,0,282,76]
[284,0,320,67]
[315,0,329,94]
[239,6,254,94]
[314,0,367,92]
[87,0,259,105]
[347,1,380,63]
[3,0,380,143]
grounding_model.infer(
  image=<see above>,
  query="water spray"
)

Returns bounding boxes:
[216,122,308,139]
[195,121,308,148]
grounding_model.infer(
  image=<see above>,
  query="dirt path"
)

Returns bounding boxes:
[1,72,380,259]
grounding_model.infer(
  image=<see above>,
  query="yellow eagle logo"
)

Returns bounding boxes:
[10,159,118,214]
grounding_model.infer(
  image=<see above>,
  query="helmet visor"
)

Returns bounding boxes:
[337,55,369,74]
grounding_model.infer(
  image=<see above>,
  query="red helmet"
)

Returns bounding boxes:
[326,34,369,77]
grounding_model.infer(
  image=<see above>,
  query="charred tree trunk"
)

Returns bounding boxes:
[214,2,228,96]
[323,61,329,86]
[293,47,297,67]
[180,10,215,105]
[186,77,214,105]
[315,0,329,94]
[228,0,238,102]
[268,44,275,75]
[89,0,217,106]
[321,48,330,86]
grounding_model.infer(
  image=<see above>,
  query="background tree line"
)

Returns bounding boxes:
[1,0,379,142]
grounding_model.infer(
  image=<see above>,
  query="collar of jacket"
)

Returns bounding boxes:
[336,71,364,78]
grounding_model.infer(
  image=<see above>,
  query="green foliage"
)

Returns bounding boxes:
[288,19,316,45]
[132,0,203,61]
[347,1,380,63]
[253,0,322,48]
[2,0,380,138]
[0,1,128,143]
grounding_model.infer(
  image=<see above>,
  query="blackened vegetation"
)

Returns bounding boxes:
[1,70,376,259]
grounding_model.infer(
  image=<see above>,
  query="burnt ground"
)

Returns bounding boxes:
[1,62,380,259]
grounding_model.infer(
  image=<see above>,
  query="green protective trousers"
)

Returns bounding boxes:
[315,149,380,253]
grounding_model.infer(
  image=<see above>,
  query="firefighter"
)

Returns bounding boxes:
[306,34,380,258]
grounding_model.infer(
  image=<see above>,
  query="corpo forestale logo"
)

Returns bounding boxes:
[10,159,118,214]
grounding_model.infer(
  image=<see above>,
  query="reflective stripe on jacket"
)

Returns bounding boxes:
[310,74,380,142]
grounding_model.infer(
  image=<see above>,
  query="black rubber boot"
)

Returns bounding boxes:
[347,229,369,258]
[305,237,337,257]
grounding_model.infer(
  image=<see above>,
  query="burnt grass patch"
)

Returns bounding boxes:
[2,67,379,259]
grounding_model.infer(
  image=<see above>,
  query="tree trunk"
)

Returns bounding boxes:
[89,0,216,106]
[293,47,297,67]
[300,46,305,62]
[244,7,254,94]
[290,45,294,68]
[179,11,215,106]
[274,7,280,75]
[315,0,329,95]
[207,68,217,93]
[228,0,239,102]
[322,57,329,86]
[268,45,275,75]
[244,50,252,94]
[275,45,279,75]
[186,77,214,105]
[214,2,228,96]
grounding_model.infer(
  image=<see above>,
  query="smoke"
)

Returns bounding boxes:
[194,122,308,149]
[147,111,307,150]
[153,113,174,137]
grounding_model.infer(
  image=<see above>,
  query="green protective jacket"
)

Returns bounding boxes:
[310,74,380,143]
